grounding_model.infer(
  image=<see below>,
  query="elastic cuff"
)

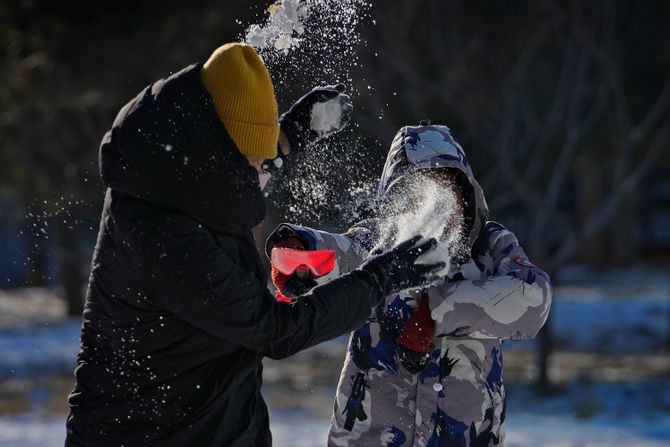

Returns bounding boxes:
[279,116,304,151]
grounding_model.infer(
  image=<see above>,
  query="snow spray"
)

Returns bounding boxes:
[243,0,369,86]
[245,0,307,54]
[240,0,376,226]
[374,177,466,277]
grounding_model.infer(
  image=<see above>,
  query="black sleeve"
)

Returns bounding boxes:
[141,218,374,359]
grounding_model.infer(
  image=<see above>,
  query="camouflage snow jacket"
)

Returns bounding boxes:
[267,124,553,447]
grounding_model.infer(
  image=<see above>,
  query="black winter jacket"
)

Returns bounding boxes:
[65,64,374,446]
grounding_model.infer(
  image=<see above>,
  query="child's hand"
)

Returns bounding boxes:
[270,237,309,302]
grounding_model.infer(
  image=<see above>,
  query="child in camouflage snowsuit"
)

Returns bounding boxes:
[267,124,553,446]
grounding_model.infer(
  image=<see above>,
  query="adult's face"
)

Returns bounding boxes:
[246,155,271,191]
[244,131,291,191]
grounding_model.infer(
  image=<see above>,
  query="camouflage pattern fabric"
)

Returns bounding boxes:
[267,125,553,446]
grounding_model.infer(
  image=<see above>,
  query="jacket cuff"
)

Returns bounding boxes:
[351,270,384,308]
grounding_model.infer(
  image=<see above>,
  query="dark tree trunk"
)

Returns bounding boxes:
[533,243,555,395]
[55,219,84,316]
[611,189,639,265]
[536,317,553,395]
[574,155,606,264]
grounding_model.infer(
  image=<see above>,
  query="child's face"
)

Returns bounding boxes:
[384,168,466,250]
[424,171,465,241]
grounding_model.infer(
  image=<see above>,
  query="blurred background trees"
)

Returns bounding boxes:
[1,0,669,392]
[355,0,670,392]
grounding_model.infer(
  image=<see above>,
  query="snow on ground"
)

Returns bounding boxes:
[0,414,64,447]
[0,292,666,382]
[0,267,668,445]
[0,319,80,377]
[1,409,669,447]
[272,410,670,447]
[504,414,670,447]
[550,296,669,353]
[0,287,66,329]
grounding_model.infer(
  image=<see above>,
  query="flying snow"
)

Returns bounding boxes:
[240,0,375,225]
[375,178,465,277]
[245,0,306,53]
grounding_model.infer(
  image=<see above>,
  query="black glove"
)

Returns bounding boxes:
[282,274,319,298]
[279,84,353,152]
[358,236,445,306]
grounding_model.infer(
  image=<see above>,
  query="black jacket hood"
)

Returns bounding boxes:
[100,64,265,235]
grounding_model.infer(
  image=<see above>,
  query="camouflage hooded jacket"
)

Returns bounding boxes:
[267,125,553,447]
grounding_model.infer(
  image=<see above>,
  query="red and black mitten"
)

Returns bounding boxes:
[271,238,311,302]
[270,238,336,302]
[396,296,435,374]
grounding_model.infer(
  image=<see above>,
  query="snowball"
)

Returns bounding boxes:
[310,97,344,137]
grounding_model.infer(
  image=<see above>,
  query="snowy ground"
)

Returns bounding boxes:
[0,266,668,446]
[1,401,669,447]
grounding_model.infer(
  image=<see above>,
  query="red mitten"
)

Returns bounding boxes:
[271,238,306,302]
[271,266,293,302]
[396,297,435,374]
[270,239,337,302]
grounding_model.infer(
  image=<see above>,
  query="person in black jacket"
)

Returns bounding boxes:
[65,43,444,446]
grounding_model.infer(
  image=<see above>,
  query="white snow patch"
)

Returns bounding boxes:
[0,320,80,377]
[1,410,668,447]
[245,0,307,54]
[0,415,65,447]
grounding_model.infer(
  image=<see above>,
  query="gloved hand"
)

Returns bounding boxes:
[272,267,318,302]
[270,237,315,302]
[358,235,445,306]
[279,84,353,152]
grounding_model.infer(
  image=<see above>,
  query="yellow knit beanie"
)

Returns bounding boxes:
[200,43,279,159]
